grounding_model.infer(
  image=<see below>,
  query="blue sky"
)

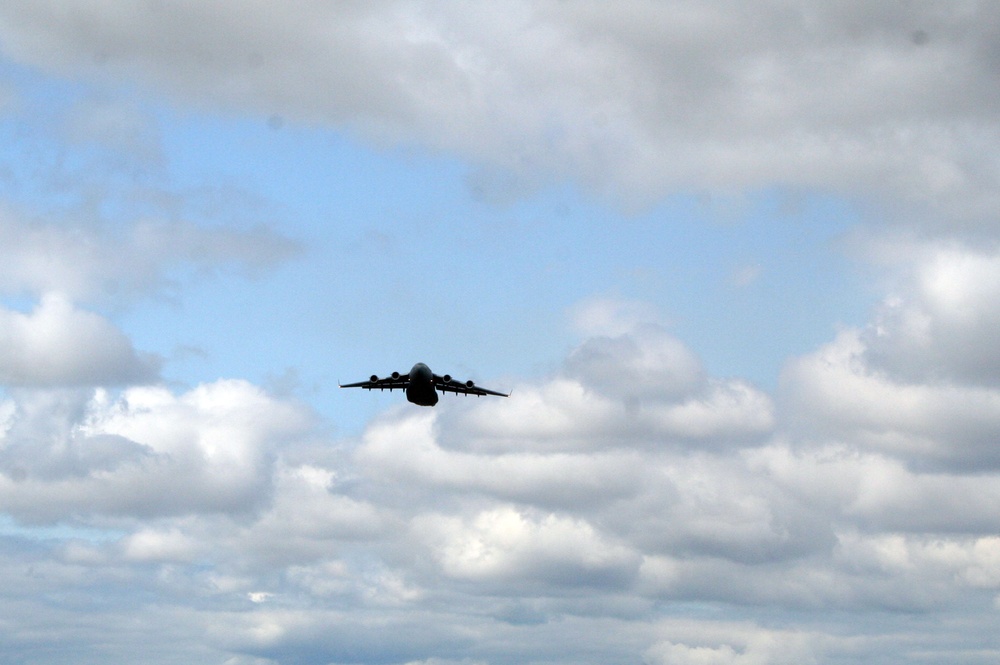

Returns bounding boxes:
[135,120,869,433]
[1,72,869,423]
[3,3,1000,664]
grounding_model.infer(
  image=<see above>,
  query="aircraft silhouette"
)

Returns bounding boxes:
[340,362,509,406]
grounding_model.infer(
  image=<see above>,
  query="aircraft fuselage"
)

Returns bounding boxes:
[405,362,439,406]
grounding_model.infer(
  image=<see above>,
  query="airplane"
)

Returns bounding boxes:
[339,362,509,406]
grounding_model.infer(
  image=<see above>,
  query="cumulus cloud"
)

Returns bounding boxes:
[783,328,1000,470]
[564,323,705,400]
[0,293,158,386]
[863,242,1000,386]
[0,379,312,522]
[444,323,773,453]
[778,242,1000,471]
[415,505,640,590]
[4,308,1000,663]
[357,409,646,510]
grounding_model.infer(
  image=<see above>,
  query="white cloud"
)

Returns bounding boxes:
[782,326,1000,471]
[414,505,640,590]
[122,527,200,563]
[239,463,386,567]
[754,441,1000,540]
[647,379,774,440]
[0,379,312,521]
[444,322,773,453]
[5,283,1000,663]
[0,208,300,303]
[4,310,1000,662]
[564,323,705,401]
[863,242,1000,386]
[570,297,662,337]
[0,293,158,386]
[1,2,998,221]
[357,410,646,509]
[645,625,825,665]
[711,236,1000,612]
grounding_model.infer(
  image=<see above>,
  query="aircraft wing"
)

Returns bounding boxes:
[434,374,509,398]
[339,373,409,391]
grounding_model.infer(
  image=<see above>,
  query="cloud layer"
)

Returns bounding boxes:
[3,1,999,221]
[5,271,1000,662]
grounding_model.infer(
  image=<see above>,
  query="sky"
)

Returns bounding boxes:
[1,2,1000,663]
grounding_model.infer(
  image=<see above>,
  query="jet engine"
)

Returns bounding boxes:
[370,375,379,382]
[442,374,452,383]
[391,371,400,380]
[466,380,475,388]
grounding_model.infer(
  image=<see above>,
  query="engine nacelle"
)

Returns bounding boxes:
[442,374,452,383]
[466,379,475,388]
[370,374,379,382]
[391,371,400,380]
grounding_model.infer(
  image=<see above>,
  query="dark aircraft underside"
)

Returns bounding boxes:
[340,362,509,406]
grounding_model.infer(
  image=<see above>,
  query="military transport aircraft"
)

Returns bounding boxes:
[340,362,509,406]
